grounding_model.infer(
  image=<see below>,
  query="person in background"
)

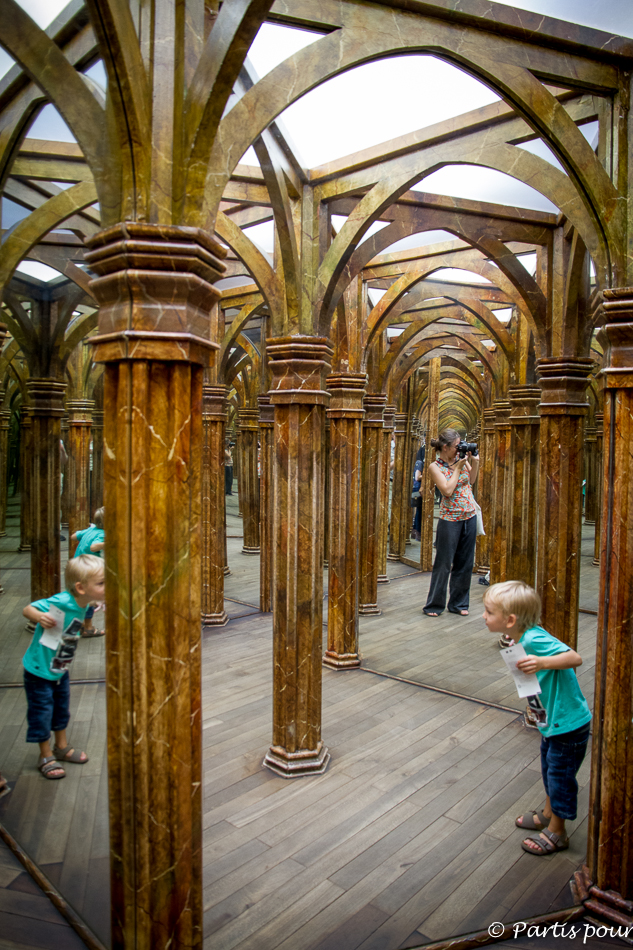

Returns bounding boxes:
[225,442,234,495]
[423,429,479,617]
[411,444,425,541]
[71,508,105,636]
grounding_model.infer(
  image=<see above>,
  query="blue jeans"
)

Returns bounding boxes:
[540,722,590,821]
[24,670,70,743]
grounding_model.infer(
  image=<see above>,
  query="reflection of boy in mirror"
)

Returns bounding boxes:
[21,555,105,781]
[482,580,591,857]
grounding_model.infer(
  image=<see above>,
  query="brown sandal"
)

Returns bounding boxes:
[515,810,547,830]
[521,828,569,855]
[38,756,65,780]
[53,745,89,764]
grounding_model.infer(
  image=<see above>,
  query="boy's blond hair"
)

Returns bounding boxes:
[65,554,104,592]
[483,580,541,633]
[93,507,105,529]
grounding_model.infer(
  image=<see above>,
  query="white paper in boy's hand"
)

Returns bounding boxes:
[500,644,542,699]
[39,605,65,650]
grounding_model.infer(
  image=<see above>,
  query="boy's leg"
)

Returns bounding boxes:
[50,673,87,763]
[522,724,590,852]
[424,520,461,615]
[447,516,477,613]
[24,670,65,778]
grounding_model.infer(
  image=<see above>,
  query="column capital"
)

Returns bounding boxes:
[508,385,541,421]
[326,373,366,418]
[86,222,226,366]
[65,398,95,424]
[382,404,396,430]
[598,287,633,388]
[202,385,227,422]
[0,409,10,428]
[267,336,333,406]
[536,357,593,415]
[26,379,67,416]
[493,399,511,425]
[363,392,387,426]
[393,412,408,436]
[236,407,259,429]
[257,393,274,426]
[483,407,496,429]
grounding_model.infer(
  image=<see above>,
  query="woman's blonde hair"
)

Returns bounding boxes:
[483,580,541,632]
[65,554,104,592]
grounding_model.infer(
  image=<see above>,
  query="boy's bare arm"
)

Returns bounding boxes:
[90,541,105,553]
[517,648,582,675]
[22,605,57,628]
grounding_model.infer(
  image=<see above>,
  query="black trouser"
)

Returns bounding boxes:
[225,465,233,494]
[423,515,477,614]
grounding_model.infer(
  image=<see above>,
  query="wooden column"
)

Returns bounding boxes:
[66,399,94,556]
[324,372,365,669]
[91,407,104,517]
[475,408,496,574]
[237,408,260,554]
[506,386,541,585]
[377,404,395,584]
[201,385,228,627]
[0,409,10,537]
[388,412,408,560]
[420,357,441,570]
[263,336,331,778]
[588,288,633,901]
[258,393,274,613]
[359,392,386,615]
[584,423,598,525]
[490,400,511,585]
[26,379,66,601]
[60,420,70,530]
[536,357,593,648]
[86,222,226,949]
[592,411,603,566]
[18,405,32,552]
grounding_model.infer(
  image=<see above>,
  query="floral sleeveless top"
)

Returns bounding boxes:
[435,458,476,522]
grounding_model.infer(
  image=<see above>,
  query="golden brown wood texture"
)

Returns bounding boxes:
[0,409,9,537]
[388,411,408,560]
[201,384,228,626]
[420,357,441,571]
[359,392,386,615]
[237,407,260,554]
[490,399,511,585]
[589,289,633,901]
[592,411,603,566]
[506,386,540,585]
[536,357,593,648]
[324,372,365,669]
[18,406,32,552]
[377,405,395,584]
[264,336,332,777]
[475,408,496,574]
[258,393,274,612]
[65,399,94,557]
[86,222,225,949]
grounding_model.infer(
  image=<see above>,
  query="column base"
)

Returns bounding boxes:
[18,544,31,552]
[572,867,633,931]
[241,545,260,555]
[0,531,6,538]
[584,519,596,526]
[224,565,231,575]
[377,574,389,584]
[387,553,400,561]
[477,564,490,575]
[592,557,600,567]
[359,603,381,615]
[201,611,229,627]
[263,741,330,778]
[323,651,361,669]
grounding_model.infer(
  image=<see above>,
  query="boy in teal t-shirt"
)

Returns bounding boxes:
[72,506,105,558]
[22,554,105,780]
[483,580,591,857]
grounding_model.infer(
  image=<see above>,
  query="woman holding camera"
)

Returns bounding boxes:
[423,428,479,617]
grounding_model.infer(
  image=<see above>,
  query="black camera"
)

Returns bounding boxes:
[457,441,478,458]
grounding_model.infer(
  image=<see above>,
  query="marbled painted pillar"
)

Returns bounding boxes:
[264,337,332,778]
[536,357,593,648]
[18,406,32,552]
[91,407,104,517]
[237,408,260,554]
[490,400,511,585]
[323,418,330,568]
[388,412,408,560]
[86,222,226,950]
[588,289,633,900]
[583,424,598,525]
[359,392,386,615]
[593,411,603,567]
[506,387,541,585]
[60,420,70,530]
[324,373,365,669]
[258,394,274,612]
[201,385,228,627]
[377,405,395,584]
[65,399,94,556]
[475,408,496,574]
[26,379,66,602]
[0,409,10,537]
[421,357,441,571]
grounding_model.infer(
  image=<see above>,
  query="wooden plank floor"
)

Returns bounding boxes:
[1,493,615,950]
